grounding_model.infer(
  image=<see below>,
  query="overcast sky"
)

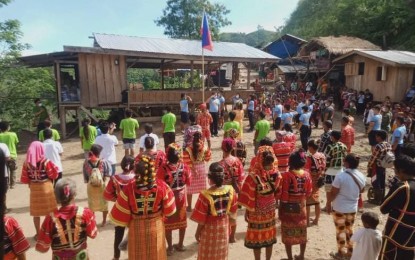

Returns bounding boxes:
[0,0,300,55]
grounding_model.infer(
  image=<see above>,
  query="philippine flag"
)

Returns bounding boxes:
[201,12,213,51]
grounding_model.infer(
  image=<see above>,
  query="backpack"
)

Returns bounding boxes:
[88,160,104,187]
[380,150,395,169]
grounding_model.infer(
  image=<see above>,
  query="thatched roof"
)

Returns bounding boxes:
[305,36,381,55]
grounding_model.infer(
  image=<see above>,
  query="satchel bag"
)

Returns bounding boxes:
[345,170,365,194]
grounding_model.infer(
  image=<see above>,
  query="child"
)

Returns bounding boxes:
[3,214,30,260]
[351,212,382,260]
[223,111,240,138]
[103,156,135,260]
[38,119,61,141]
[80,118,97,159]
[119,109,139,156]
[196,103,213,149]
[138,123,159,153]
[157,143,191,255]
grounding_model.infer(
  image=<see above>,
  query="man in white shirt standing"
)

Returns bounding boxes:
[0,142,11,212]
[43,129,64,185]
[95,121,119,176]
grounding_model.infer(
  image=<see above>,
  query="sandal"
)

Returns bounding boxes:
[329,251,349,260]
[173,244,186,252]
[294,255,304,260]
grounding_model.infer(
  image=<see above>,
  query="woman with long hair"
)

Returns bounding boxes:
[104,156,135,260]
[218,138,244,243]
[183,131,211,212]
[36,178,97,259]
[279,149,312,260]
[157,143,191,255]
[232,101,245,139]
[83,144,112,227]
[20,141,59,238]
[80,118,97,159]
[238,146,281,260]
[191,162,238,260]
[109,155,176,260]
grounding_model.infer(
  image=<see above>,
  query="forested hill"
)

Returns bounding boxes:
[281,0,415,51]
[219,29,278,48]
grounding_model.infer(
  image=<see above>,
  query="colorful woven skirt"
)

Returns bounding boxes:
[87,183,108,212]
[306,173,321,206]
[279,201,308,245]
[198,216,229,260]
[128,212,167,260]
[30,181,57,217]
[165,189,187,231]
[187,162,207,195]
[244,210,277,249]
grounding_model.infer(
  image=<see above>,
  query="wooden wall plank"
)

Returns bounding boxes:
[95,54,106,105]
[119,56,127,91]
[78,54,90,107]
[86,54,98,107]
[110,55,121,103]
[102,55,113,104]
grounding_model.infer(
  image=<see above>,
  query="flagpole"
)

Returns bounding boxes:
[202,47,205,103]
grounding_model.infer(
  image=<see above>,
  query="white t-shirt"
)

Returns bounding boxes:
[95,134,119,165]
[43,139,64,172]
[139,133,159,151]
[0,143,10,177]
[351,228,382,260]
[332,169,366,213]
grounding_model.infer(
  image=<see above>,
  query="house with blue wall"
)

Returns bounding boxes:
[263,34,307,59]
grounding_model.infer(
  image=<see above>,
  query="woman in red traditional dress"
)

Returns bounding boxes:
[218,138,244,243]
[239,145,281,260]
[305,140,326,226]
[20,141,59,238]
[183,131,211,212]
[109,154,176,260]
[3,214,30,260]
[279,149,312,260]
[282,124,297,150]
[273,130,294,173]
[83,144,112,227]
[103,156,135,260]
[157,143,191,255]
[190,162,238,260]
[135,136,166,172]
[36,178,98,259]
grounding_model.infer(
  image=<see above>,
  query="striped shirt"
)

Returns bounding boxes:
[368,142,392,168]
[318,130,332,153]
[4,216,30,258]
[325,142,347,169]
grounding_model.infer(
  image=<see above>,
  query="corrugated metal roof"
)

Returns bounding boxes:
[277,64,318,74]
[93,33,279,61]
[334,50,415,66]
[358,50,415,66]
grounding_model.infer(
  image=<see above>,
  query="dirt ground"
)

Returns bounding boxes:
[7,110,391,260]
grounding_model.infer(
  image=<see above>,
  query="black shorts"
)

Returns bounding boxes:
[163,132,176,148]
[180,112,189,124]
[122,138,136,144]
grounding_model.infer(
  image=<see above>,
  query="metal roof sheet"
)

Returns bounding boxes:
[93,33,279,61]
[333,50,415,66]
[358,50,415,66]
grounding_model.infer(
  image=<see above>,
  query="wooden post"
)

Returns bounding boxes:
[190,60,194,90]
[55,62,62,103]
[161,59,165,90]
[59,105,67,139]
[247,63,251,89]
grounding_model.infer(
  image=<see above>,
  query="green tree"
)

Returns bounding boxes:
[155,0,231,40]
[0,0,56,130]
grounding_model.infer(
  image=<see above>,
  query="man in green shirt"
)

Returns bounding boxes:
[33,98,50,136]
[161,106,176,149]
[254,111,270,155]
[119,108,140,156]
[38,120,60,141]
[0,121,19,188]
[223,111,240,138]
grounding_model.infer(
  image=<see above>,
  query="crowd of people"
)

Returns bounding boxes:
[0,83,415,260]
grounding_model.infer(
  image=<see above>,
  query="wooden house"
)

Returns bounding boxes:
[333,50,415,102]
[20,33,279,138]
